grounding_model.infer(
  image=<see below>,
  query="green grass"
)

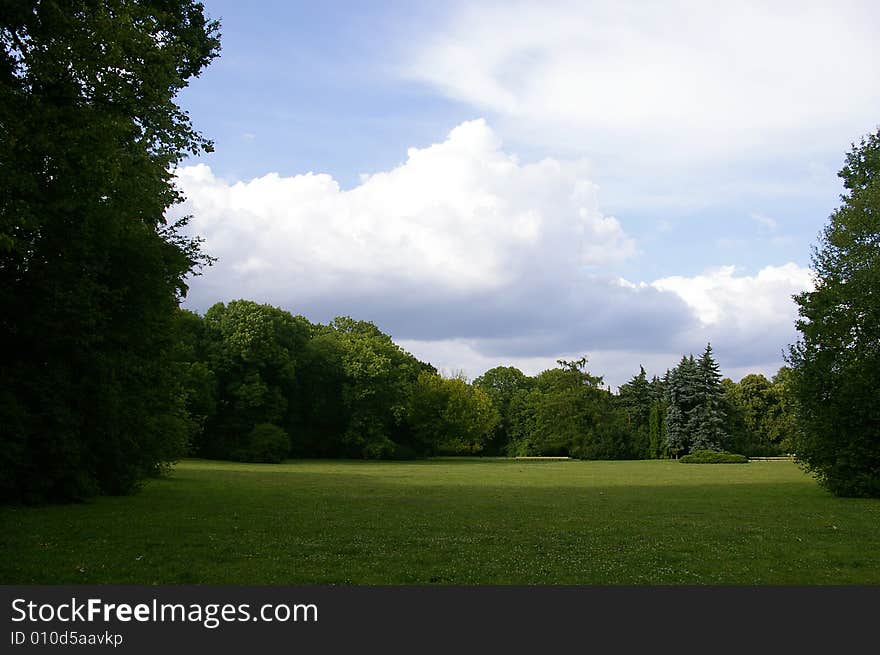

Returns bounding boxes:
[3,458,879,584]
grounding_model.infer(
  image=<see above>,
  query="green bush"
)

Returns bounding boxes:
[236,423,291,463]
[680,450,749,464]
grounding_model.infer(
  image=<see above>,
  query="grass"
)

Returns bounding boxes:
[2,458,879,585]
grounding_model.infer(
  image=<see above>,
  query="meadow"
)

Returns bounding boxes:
[2,458,879,585]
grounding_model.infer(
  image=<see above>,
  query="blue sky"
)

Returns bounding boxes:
[174,0,879,386]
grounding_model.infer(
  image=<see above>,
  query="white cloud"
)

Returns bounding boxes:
[177,119,634,305]
[176,120,815,387]
[650,263,814,328]
[647,263,814,371]
[404,1,880,164]
[397,263,814,386]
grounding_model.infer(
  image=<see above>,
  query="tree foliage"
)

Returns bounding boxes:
[504,358,635,459]
[408,371,498,455]
[722,372,793,456]
[788,129,880,497]
[664,345,728,456]
[195,300,309,460]
[473,366,534,454]
[0,1,220,501]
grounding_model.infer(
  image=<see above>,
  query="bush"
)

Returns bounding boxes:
[680,450,749,464]
[236,423,291,463]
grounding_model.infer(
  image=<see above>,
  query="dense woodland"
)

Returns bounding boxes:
[172,301,796,464]
[1,2,877,502]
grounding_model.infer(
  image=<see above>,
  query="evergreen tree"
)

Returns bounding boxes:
[648,375,667,458]
[664,364,688,457]
[690,344,727,450]
[665,346,728,456]
[618,366,652,458]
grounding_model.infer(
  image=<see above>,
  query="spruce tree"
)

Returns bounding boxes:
[664,364,688,457]
[665,347,728,456]
[648,375,667,458]
[619,366,652,458]
[691,344,727,450]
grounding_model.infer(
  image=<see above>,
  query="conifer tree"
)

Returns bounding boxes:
[648,375,667,458]
[690,344,727,450]
[664,364,688,457]
[665,346,728,455]
[619,366,652,458]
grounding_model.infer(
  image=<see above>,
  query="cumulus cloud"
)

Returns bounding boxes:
[178,119,634,304]
[647,262,815,372]
[396,263,813,386]
[650,263,813,329]
[403,0,880,164]
[176,120,813,386]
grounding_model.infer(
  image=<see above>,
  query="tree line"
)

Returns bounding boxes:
[172,303,796,465]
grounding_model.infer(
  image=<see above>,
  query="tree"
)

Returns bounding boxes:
[407,372,498,455]
[722,373,789,456]
[768,367,797,453]
[325,317,429,459]
[0,1,220,501]
[647,375,667,458]
[788,129,880,497]
[664,357,695,457]
[171,308,217,453]
[618,366,652,458]
[197,301,310,461]
[473,366,533,454]
[691,344,727,451]
[664,346,728,456]
[506,358,633,459]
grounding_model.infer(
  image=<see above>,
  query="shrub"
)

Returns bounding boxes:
[680,449,749,464]
[236,423,291,463]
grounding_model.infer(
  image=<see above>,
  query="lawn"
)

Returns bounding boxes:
[2,458,879,584]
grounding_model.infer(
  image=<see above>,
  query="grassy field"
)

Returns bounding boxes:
[3,458,879,585]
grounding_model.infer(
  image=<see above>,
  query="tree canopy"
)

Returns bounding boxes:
[0,1,220,501]
[787,129,880,497]
[664,345,727,456]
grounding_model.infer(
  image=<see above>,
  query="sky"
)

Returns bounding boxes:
[173,0,880,387]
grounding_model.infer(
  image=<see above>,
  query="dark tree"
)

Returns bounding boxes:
[691,344,727,451]
[0,2,220,501]
[788,129,880,497]
[198,300,310,462]
[618,366,652,458]
[473,366,533,454]
[664,346,727,456]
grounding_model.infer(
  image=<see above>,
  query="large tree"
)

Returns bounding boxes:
[473,366,533,454]
[788,129,880,497]
[0,2,220,501]
[407,371,498,455]
[197,300,310,461]
[324,317,430,459]
[691,344,727,451]
[618,366,652,458]
[664,345,727,456]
